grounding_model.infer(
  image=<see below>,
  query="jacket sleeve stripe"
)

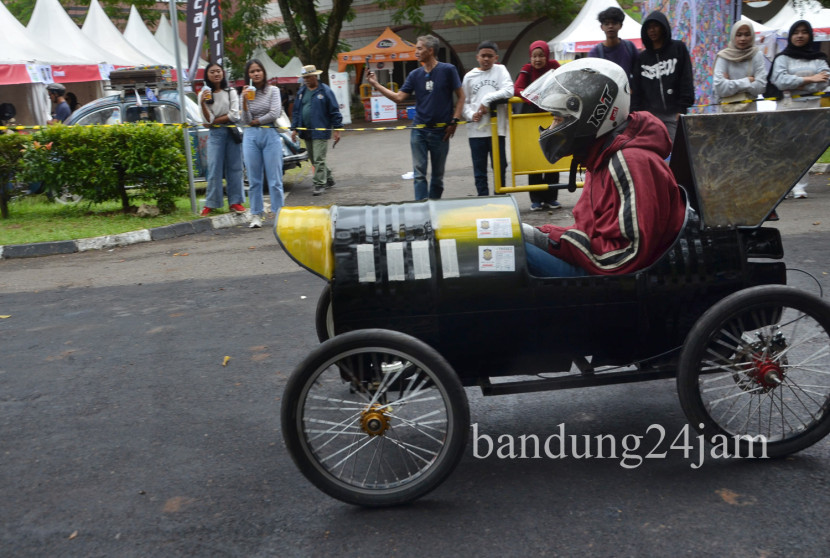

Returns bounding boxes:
[559,151,640,269]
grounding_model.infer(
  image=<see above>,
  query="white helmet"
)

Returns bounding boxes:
[521,58,630,164]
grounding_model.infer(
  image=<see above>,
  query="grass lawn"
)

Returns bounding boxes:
[0,165,312,246]
[0,194,206,246]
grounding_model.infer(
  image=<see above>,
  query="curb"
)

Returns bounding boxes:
[1,212,251,260]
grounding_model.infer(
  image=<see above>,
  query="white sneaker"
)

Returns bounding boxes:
[249,215,262,228]
[793,191,808,199]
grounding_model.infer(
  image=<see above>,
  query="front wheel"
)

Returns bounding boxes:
[314,285,334,343]
[678,286,830,458]
[281,329,470,506]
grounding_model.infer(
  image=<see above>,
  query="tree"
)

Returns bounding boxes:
[276,0,357,79]
[4,0,159,27]
[223,0,282,80]
[275,0,582,81]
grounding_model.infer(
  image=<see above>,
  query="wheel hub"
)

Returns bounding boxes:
[748,356,784,392]
[361,404,391,436]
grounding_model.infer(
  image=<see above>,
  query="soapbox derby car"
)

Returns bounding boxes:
[276,108,830,507]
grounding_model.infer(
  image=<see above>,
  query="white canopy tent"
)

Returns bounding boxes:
[764,0,823,31]
[123,6,178,67]
[28,0,134,67]
[82,0,160,66]
[154,13,207,71]
[4,0,108,124]
[273,57,304,84]
[549,0,643,60]
[252,47,283,78]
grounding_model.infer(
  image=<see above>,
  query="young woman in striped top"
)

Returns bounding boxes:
[240,59,284,228]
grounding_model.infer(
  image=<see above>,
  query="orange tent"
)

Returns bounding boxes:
[337,27,416,73]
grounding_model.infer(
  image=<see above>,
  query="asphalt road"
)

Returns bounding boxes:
[2,126,830,556]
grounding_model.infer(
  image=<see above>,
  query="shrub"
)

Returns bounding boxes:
[6,123,189,217]
[0,132,28,219]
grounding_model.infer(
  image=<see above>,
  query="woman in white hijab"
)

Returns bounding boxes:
[713,19,767,111]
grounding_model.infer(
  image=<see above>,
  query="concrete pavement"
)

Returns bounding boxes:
[1,122,828,259]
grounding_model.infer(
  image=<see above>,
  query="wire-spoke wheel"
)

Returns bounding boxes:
[678,286,830,458]
[281,329,470,506]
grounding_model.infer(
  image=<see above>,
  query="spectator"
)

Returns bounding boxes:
[198,62,245,216]
[514,40,562,211]
[631,11,694,142]
[367,34,464,200]
[713,19,767,112]
[588,7,639,80]
[65,92,79,113]
[461,41,514,196]
[768,20,829,199]
[291,65,343,196]
[240,58,283,229]
[520,58,685,277]
[46,83,71,124]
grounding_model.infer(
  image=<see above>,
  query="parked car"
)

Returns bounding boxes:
[65,90,307,179]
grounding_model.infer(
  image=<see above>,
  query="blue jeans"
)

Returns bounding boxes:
[411,128,449,200]
[243,127,284,216]
[525,243,588,277]
[469,136,506,196]
[206,127,244,209]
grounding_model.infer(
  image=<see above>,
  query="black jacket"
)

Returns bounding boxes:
[631,11,695,114]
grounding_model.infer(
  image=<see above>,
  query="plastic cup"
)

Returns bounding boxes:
[245,87,256,101]
[203,89,212,102]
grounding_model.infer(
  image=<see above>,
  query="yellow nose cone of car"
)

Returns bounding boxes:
[276,207,334,280]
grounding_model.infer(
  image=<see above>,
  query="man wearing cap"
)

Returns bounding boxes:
[46,83,71,124]
[291,65,343,195]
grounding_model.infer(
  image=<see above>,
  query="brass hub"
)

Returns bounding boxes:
[361,404,391,437]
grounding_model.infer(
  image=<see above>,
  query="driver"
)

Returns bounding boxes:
[520,58,686,277]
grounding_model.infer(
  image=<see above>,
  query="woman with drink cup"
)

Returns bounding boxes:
[198,62,245,216]
[240,58,284,228]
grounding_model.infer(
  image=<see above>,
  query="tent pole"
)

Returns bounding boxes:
[168,0,198,214]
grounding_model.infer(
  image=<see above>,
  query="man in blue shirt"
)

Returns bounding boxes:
[368,35,465,200]
[588,7,639,82]
[46,83,71,124]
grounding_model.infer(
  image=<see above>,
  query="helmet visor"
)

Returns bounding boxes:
[520,70,581,118]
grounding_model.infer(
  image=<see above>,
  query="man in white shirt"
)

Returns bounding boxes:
[461,41,514,196]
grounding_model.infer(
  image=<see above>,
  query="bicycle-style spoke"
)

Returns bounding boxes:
[297,345,453,491]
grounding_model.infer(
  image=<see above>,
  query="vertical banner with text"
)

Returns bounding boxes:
[186,0,225,78]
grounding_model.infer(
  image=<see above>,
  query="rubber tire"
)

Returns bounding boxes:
[677,285,830,458]
[314,284,334,343]
[281,329,470,507]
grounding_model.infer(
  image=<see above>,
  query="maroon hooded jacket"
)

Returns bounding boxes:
[537,111,686,275]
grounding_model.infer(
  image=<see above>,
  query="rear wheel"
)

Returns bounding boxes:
[678,286,830,458]
[281,329,470,507]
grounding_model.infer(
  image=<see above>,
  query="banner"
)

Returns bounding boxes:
[186,0,205,74]
[329,71,352,126]
[186,0,224,76]
[207,0,225,66]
